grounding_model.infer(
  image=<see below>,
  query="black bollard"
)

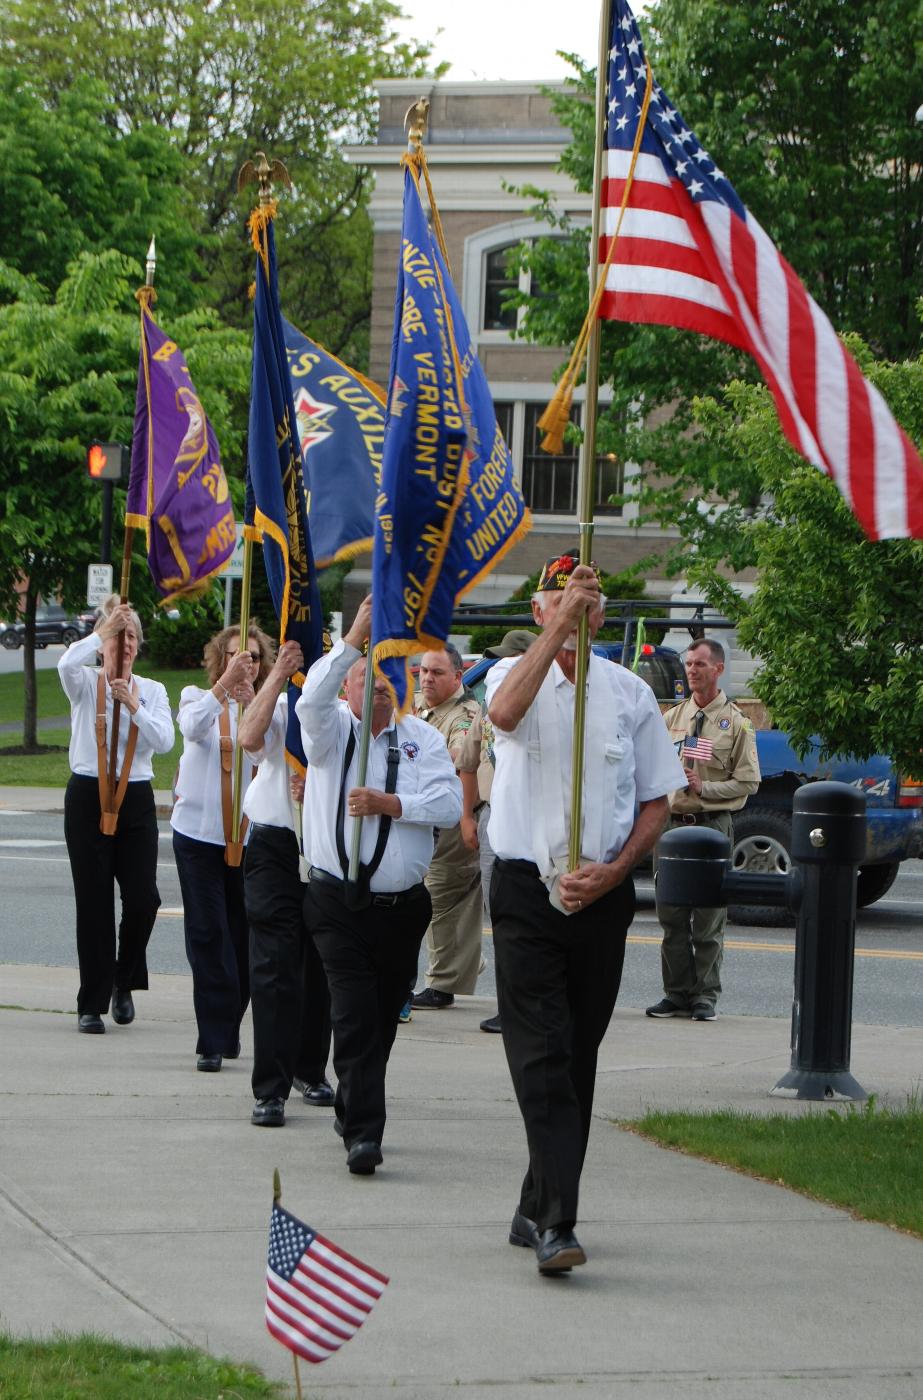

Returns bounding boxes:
[655,780,868,1102]
[770,781,867,1102]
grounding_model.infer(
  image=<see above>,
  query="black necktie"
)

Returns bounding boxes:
[694,710,706,737]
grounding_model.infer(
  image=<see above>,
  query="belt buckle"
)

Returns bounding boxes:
[372,892,398,908]
[680,813,698,825]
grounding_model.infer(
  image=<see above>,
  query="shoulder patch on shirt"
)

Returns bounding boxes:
[400,740,420,762]
[741,718,754,732]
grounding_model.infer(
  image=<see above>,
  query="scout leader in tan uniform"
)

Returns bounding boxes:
[648,637,760,1022]
[411,642,484,1009]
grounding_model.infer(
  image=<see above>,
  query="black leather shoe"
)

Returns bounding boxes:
[196,1053,222,1072]
[508,1209,539,1249]
[536,1226,587,1274]
[347,1141,383,1175]
[251,1097,285,1127]
[480,1012,502,1034]
[302,1079,335,1106]
[411,987,454,1009]
[111,988,134,1025]
[77,1014,105,1034]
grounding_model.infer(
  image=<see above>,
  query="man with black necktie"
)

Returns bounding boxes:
[295,596,461,1175]
[647,637,760,1022]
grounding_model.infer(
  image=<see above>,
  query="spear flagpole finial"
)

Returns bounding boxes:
[145,236,156,288]
[238,150,292,208]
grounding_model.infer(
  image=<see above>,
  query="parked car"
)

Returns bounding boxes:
[463,641,688,706]
[461,650,922,922]
[0,605,95,650]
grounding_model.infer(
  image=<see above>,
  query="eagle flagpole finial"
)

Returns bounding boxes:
[404,97,430,153]
[237,151,292,208]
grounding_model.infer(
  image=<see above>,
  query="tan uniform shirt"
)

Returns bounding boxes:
[415,685,481,770]
[664,689,760,814]
[456,706,495,804]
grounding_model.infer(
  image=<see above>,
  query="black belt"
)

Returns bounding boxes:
[308,866,423,908]
[674,811,732,825]
[494,857,541,877]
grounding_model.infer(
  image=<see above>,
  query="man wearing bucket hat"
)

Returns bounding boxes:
[457,629,537,1034]
[486,554,686,1274]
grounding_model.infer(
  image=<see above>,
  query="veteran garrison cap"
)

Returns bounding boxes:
[536,553,603,592]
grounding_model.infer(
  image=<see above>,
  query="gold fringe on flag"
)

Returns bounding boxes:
[538,58,655,455]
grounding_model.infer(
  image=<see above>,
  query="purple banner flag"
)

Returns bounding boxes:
[127,298,236,601]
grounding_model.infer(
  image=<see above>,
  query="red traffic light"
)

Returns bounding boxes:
[86,441,127,482]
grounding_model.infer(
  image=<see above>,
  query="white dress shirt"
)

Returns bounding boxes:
[295,640,461,892]
[171,686,255,846]
[242,694,298,833]
[57,633,174,781]
[486,653,686,865]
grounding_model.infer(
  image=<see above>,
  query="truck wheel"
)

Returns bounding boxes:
[856,862,899,908]
[1,630,21,649]
[61,626,79,645]
[729,807,795,927]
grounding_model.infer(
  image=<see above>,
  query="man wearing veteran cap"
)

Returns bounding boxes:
[486,554,686,1274]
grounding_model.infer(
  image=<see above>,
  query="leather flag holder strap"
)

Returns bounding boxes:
[219,700,256,868]
[334,725,401,911]
[95,671,139,837]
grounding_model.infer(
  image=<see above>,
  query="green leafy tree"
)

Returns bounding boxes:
[0,250,250,748]
[678,331,923,778]
[0,0,438,365]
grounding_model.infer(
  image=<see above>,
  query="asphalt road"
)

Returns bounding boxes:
[1,809,920,1028]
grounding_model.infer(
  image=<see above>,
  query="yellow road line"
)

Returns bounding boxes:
[627,933,923,961]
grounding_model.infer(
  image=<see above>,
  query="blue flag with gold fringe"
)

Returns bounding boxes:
[247,211,324,767]
[372,160,530,713]
[283,317,385,569]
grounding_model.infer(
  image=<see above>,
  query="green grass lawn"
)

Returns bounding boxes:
[0,663,205,789]
[0,1334,290,1399]
[627,1098,923,1237]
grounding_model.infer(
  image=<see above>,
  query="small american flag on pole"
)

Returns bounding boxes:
[601,0,923,541]
[265,1201,389,1363]
[683,735,714,763]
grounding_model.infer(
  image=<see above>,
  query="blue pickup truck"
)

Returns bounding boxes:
[462,648,923,925]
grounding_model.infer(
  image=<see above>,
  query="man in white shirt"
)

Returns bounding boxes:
[296,596,462,1175]
[487,554,687,1273]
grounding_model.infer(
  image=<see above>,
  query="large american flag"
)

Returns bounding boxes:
[265,1202,389,1363]
[602,0,923,541]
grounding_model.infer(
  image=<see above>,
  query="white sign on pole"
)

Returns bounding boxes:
[86,563,113,607]
[224,523,246,581]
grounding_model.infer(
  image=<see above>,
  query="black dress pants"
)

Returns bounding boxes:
[304,879,431,1149]
[172,829,249,1056]
[490,859,634,1233]
[244,824,331,1101]
[64,774,160,1015]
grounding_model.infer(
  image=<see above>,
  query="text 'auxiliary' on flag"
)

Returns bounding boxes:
[266,1201,388,1364]
[283,317,385,569]
[600,0,923,540]
[247,209,324,766]
[373,159,530,712]
[127,294,235,602]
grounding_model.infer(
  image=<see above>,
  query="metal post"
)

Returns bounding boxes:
[771,782,868,1101]
[100,481,114,565]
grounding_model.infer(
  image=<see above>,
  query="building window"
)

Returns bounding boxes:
[483,246,519,331]
[521,403,622,516]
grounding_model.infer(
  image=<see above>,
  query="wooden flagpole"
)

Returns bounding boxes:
[568,0,614,870]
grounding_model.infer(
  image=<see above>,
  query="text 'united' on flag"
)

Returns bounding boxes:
[265,1202,389,1364]
[597,0,923,541]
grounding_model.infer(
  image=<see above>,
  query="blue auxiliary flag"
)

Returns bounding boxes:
[372,161,530,713]
[247,212,324,769]
[282,317,385,569]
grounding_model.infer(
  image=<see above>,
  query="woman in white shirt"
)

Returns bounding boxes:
[171,622,274,1072]
[58,595,174,1035]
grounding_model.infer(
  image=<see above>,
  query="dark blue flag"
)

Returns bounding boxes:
[247,212,324,768]
[282,317,385,568]
[372,162,530,713]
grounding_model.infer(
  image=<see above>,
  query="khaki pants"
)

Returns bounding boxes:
[654,811,733,1010]
[423,821,485,994]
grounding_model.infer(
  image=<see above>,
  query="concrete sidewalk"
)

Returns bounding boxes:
[2,962,922,1398]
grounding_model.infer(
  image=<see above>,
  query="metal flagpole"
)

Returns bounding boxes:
[107,236,157,807]
[347,98,432,889]
[568,0,614,870]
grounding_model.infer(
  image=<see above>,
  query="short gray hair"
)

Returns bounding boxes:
[443,642,464,674]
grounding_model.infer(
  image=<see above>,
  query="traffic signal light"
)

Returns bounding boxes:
[86,441,128,482]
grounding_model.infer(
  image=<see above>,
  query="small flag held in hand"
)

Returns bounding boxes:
[683,735,714,763]
[265,1201,388,1363]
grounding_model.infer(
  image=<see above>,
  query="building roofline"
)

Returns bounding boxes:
[372,78,577,96]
